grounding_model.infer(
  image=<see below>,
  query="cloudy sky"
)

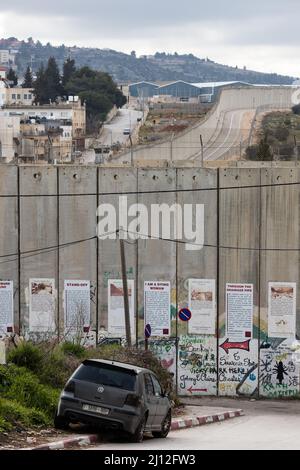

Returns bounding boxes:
[0,0,299,77]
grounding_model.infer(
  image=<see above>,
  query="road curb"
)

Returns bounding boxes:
[30,434,99,450]
[28,408,244,450]
[170,409,244,431]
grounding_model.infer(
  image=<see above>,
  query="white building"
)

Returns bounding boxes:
[0,111,20,161]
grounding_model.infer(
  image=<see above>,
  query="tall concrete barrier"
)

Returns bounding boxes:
[0,164,299,398]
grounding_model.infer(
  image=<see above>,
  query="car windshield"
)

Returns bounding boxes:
[73,362,136,391]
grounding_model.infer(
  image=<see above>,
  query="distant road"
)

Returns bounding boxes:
[100,108,143,146]
[201,109,253,161]
[114,86,296,163]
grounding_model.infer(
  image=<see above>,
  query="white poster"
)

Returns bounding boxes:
[226,283,253,341]
[64,281,91,333]
[0,281,13,335]
[29,279,56,333]
[0,341,6,364]
[144,281,170,337]
[268,282,296,339]
[108,280,135,336]
[188,279,216,335]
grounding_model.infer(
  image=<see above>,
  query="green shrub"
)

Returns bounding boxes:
[0,398,48,430]
[61,342,86,358]
[0,365,59,417]
[7,342,43,373]
[37,348,81,389]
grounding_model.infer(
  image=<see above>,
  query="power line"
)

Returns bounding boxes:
[1,179,300,198]
[121,229,300,253]
[0,231,117,264]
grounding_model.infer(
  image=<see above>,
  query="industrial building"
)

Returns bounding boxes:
[129,81,159,98]
[129,79,253,103]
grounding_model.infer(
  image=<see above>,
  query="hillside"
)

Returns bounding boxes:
[2,38,295,85]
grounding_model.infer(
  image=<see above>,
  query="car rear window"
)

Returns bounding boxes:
[73,362,136,391]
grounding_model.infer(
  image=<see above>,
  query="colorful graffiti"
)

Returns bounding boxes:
[149,339,177,378]
[178,335,217,396]
[259,343,300,398]
[218,338,258,397]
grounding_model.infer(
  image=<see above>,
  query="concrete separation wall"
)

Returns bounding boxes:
[115,87,296,163]
[0,164,300,399]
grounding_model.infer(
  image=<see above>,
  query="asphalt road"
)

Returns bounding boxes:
[100,108,143,146]
[203,109,249,161]
[89,399,300,450]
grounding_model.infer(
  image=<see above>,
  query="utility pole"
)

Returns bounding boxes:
[119,231,132,347]
[200,134,204,167]
[129,134,133,166]
[170,132,175,162]
[294,135,298,162]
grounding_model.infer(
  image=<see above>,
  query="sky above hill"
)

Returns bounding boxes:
[0,0,299,77]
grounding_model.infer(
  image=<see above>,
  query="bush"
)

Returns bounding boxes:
[61,342,86,358]
[0,365,59,417]
[245,144,258,161]
[274,127,289,142]
[0,398,48,430]
[37,348,81,389]
[292,104,300,115]
[7,342,43,372]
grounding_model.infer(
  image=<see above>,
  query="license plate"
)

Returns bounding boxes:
[82,404,109,415]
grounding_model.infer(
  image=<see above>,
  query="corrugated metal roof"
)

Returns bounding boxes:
[192,81,252,88]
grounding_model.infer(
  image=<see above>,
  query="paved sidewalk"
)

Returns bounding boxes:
[27,405,244,450]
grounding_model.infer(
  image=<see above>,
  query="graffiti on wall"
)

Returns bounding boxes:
[149,339,177,378]
[218,338,258,397]
[259,342,300,398]
[178,335,217,396]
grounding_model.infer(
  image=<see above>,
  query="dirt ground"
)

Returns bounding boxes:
[0,405,187,450]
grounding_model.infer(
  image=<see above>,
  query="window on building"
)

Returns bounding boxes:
[17,94,21,100]
[24,94,27,100]
[28,94,32,100]
[12,94,16,100]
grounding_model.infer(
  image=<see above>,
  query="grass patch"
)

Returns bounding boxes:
[0,398,48,431]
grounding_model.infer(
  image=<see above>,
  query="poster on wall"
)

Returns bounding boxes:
[226,283,253,341]
[29,279,56,333]
[144,281,170,337]
[268,282,296,339]
[0,340,5,365]
[108,280,135,336]
[0,281,14,335]
[64,281,91,334]
[188,279,216,335]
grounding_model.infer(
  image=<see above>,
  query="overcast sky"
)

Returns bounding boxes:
[0,0,299,77]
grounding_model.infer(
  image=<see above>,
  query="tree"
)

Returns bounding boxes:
[22,66,33,88]
[44,57,62,102]
[65,66,127,134]
[62,58,76,91]
[33,64,47,104]
[7,68,18,87]
[257,137,273,161]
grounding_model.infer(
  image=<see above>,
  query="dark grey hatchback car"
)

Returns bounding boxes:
[54,359,172,442]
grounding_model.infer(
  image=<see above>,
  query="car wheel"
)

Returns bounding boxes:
[129,414,147,443]
[152,410,171,439]
[54,409,69,430]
